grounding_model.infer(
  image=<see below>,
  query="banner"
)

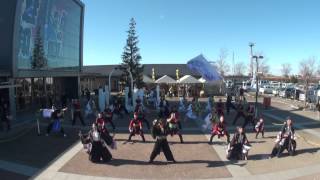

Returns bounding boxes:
[187,54,222,81]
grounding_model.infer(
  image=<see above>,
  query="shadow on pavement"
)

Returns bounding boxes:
[103,158,246,168]
[249,147,320,160]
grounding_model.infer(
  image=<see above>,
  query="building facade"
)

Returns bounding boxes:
[0,0,84,118]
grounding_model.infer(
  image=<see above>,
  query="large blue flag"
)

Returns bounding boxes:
[187,54,222,81]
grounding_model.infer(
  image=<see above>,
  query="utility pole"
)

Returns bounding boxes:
[252,55,264,119]
[249,42,255,77]
[232,52,235,76]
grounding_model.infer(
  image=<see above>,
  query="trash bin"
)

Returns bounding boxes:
[263,97,271,109]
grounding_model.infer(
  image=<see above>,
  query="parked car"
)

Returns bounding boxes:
[259,85,273,94]
[279,88,295,98]
[300,89,318,103]
[242,81,252,92]
[225,80,233,88]
[291,89,302,100]
[272,88,282,96]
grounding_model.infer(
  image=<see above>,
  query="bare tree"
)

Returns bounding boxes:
[299,56,316,107]
[234,62,246,75]
[317,63,320,76]
[216,48,230,77]
[280,63,292,77]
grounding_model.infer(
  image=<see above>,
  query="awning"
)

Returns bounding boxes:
[155,75,176,84]
[198,77,206,83]
[143,75,154,83]
[177,75,201,84]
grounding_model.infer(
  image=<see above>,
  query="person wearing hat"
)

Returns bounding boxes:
[149,119,176,163]
[128,112,146,142]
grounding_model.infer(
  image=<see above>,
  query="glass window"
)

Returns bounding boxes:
[16,0,82,70]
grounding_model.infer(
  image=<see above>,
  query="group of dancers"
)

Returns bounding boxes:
[74,95,297,163]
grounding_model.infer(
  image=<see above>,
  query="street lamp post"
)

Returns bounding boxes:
[249,42,255,77]
[252,55,263,119]
[108,67,134,105]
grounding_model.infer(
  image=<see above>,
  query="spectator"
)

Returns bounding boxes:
[0,102,11,132]
[316,102,320,120]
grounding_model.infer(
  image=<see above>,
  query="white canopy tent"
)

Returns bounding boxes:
[143,75,154,84]
[155,75,176,84]
[178,75,201,84]
[198,77,206,83]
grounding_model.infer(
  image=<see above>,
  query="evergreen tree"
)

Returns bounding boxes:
[30,27,47,105]
[121,18,144,88]
[31,27,47,70]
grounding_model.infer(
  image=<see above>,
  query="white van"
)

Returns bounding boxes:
[242,81,252,91]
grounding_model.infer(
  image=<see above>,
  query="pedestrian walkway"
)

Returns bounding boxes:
[0,160,39,177]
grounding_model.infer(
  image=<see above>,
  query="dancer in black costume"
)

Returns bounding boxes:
[80,123,114,163]
[149,119,176,163]
[271,117,296,158]
[226,127,250,160]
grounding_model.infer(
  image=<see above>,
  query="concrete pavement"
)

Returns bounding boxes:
[2,97,320,179]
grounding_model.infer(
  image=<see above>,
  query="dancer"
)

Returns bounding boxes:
[46,106,67,137]
[136,105,150,130]
[226,95,235,115]
[166,107,183,143]
[203,107,219,130]
[205,96,213,113]
[72,99,86,126]
[0,102,11,132]
[216,99,224,117]
[103,107,116,130]
[135,96,143,112]
[79,123,114,163]
[159,96,170,118]
[232,101,246,125]
[178,97,187,112]
[113,96,128,117]
[242,103,255,130]
[255,117,265,138]
[149,119,176,163]
[226,127,250,160]
[209,116,230,144]
[271,117,296,158]
[192,97,201,116]
[128,112,146,142]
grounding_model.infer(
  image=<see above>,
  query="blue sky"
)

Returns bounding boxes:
[82,0,320,75]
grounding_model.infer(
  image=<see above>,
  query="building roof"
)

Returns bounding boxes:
[82,64,201,78]
[143,75,154,83]
[155,75,177,84]
[178,75,201,84]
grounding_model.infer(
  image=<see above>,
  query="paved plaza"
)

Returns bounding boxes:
[1,97,320,180]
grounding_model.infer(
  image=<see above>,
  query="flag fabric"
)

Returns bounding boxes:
[187,54,222,81]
